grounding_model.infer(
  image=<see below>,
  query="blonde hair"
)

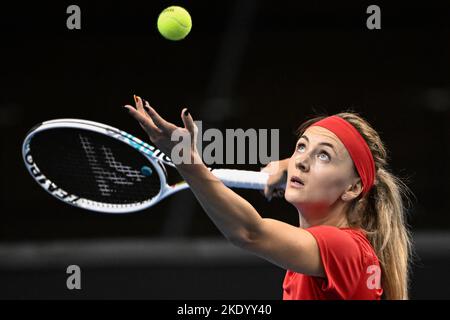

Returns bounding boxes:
[296,111,413,300]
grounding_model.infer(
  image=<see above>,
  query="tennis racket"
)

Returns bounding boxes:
[22,119,271,214]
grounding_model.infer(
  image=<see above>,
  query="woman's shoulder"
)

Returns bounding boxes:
[306,225,364,240]
[340,227,379,263]
[306,225,377,262]
[306,225,361,253]
[307,225,369,243]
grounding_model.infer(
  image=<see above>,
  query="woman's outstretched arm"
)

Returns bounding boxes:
[124,95,324,277]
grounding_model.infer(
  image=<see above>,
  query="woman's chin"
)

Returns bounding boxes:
[285,188,306,205]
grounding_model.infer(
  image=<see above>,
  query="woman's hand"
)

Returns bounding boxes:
[124,95,201,165]
[260,158,289,201]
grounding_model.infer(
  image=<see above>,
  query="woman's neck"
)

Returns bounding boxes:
[298,200,350,229]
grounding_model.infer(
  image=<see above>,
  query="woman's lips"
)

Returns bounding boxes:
[289,176,305,188]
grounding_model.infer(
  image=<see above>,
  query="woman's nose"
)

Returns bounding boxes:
[295,154,309,172]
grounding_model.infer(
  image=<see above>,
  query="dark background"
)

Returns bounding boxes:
[0,1,449,299]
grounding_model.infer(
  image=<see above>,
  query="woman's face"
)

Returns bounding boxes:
[285,125,359,217]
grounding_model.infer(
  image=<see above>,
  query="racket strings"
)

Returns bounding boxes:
[30,129,162,205]
[79,135,144,194]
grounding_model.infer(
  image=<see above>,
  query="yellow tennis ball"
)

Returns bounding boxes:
[157,6,192,41]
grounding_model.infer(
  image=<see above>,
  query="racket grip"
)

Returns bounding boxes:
[211,169,270,190]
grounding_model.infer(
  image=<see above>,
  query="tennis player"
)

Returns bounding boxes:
[124,96,412,300]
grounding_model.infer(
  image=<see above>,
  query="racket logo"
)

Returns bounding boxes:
[119,131,172,164]
[24,151,80,204]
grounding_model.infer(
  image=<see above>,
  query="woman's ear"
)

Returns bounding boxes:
[341,178,363,202]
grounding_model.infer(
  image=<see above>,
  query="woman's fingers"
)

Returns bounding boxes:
[261,167,271,175]
[261,185,285,201]
[276,189,285,198]
[263,184,274,201]
[132,95,160,131]
[134,95,170,131]
[261,165,272,200]
[261,162,287,201]
[143,99,152,113]
[134,95,146,115]
[143,103,171,131]
[124,105,160,134]
[181,108,196,135]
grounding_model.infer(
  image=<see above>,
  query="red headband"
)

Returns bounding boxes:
[309,116,375,195]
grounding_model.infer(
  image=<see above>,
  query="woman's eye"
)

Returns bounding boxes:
[296,144,305,152]
[318,152,330,161]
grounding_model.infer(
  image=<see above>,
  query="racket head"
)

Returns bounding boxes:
[22,119,179,214]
